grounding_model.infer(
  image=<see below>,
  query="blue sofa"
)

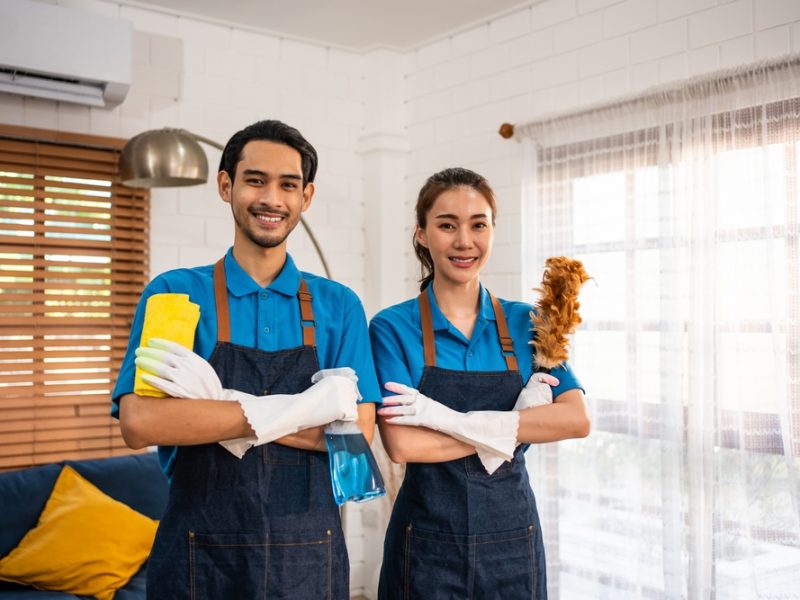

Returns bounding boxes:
[0,452,168,599]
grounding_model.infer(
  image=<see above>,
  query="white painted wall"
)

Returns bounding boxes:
[3,0,800,597]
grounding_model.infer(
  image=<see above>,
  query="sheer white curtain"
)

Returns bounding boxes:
[519,57,800,599]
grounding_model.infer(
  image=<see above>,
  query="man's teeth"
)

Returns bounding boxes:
[255,214,283,222]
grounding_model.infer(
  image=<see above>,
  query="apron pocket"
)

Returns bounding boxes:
[266,530,333,600]
[473,526,537,598]
[188,530,267,600]
[403,525,470,599]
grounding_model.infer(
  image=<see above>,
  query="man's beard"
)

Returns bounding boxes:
[233,208,298,249]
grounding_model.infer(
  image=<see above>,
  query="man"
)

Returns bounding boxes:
[112,120,380,599]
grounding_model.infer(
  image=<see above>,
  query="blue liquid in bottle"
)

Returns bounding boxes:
[325,426,385,506]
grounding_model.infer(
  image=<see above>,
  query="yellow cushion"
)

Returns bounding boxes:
[0,465,158,600]
[134,292,200,397]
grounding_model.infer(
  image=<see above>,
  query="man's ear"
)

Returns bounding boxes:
[217,171,232,204]
[301,181,315,213]
[415,225,427,248]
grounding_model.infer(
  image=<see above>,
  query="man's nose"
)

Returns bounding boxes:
[258,182,282,204]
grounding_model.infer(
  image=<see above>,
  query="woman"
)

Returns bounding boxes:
[370,168,591,599]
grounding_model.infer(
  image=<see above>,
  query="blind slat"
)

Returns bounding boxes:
[0,195,148,219]
[0,233,147,251]
[0,393,113,409]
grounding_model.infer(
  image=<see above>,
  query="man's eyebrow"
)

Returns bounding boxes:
[241,169,302,180]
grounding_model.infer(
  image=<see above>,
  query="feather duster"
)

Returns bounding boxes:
[530,256,591,370]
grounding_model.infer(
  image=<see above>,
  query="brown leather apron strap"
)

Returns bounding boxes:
[419,288,519,372]
[490,292,519,372]
[213,258,231,343]
[298,278,316,348]
[214,258,317,348]
[417,290,436,367]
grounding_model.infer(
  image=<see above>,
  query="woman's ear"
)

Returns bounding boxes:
[415,225,427,248]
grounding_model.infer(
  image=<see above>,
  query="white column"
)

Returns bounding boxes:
[350,48,409,600]
[359,49,410,318]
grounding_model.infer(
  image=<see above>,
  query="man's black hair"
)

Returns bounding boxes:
[218,120,318,185]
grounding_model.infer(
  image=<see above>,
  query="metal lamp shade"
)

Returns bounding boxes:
[119,128,209,187]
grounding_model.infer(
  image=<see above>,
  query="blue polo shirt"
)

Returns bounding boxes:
[369,284,582,398]
[113,249,381,477]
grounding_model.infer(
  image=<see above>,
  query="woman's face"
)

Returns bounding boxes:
[416,186,494,288]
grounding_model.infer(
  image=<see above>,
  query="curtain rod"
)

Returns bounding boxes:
[498,53,800,140]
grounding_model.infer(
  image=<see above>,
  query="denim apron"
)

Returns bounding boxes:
[378,290,547,600]
[146,258,348,600]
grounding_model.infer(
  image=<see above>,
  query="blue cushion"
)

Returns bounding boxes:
[0,581,88,598]
[109,567,147,600]
[66,453,167,520]
[0,463,60,557]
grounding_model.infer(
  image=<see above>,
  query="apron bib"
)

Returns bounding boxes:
[379,291,547,600]
[146,258,348,600]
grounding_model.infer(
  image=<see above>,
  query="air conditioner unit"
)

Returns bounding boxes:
[0,0,132,109]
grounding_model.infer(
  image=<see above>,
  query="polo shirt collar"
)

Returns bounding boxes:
[223,248,302,297]
[421,283,496,331]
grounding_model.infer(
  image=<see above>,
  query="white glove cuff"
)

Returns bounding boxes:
[217,388,258,458]
[474,412,520,475]
[461,410,520,461]
[219,437,256,459]
[238,396,294,447]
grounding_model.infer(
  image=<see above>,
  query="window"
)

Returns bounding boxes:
[522,62,800,598]
[0,125,149,470]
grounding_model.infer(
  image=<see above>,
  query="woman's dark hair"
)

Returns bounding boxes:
[413,167,497,291]
[218,120,318,186]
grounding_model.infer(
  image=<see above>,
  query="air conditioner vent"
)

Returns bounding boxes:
[0,0,132,109]
[0,68,81,86]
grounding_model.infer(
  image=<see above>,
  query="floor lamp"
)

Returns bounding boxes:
[118,128,332,279]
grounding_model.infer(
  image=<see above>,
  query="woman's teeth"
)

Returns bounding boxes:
[450,257,476,264]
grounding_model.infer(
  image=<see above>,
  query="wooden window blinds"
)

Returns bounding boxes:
[0,125,149,470]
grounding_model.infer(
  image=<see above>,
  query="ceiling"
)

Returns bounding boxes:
[121,0,533,51]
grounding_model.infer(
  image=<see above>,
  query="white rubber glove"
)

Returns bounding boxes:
[222,376,359,456]
[478,372,560,475]
[134,339,360,458]
[378,382,519,461]
[135,338,224,400]
[515,371,558,410]
[219,368,362,457]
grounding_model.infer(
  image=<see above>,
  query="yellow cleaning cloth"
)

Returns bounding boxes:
[134,293,200,397]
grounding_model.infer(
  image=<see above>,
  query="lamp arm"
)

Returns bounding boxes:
[188,131,224,151]
[187,130,332,280]
[299,218,332,281]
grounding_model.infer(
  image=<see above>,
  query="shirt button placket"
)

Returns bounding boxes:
[258,290,271,345]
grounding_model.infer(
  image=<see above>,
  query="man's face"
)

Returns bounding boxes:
[217,140,314,250]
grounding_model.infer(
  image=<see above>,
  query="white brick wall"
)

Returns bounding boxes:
[3,1,800,597]
[404,0,800,300]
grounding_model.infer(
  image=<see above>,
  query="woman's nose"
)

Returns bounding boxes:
[454,228,472,248]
